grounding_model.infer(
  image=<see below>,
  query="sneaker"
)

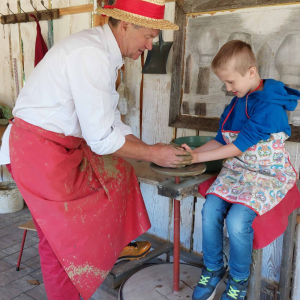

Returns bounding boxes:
[192,266,226,300]
[220,276,248,300]
[116,241,151,262]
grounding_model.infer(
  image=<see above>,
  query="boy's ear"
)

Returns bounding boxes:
[249,66,257,78]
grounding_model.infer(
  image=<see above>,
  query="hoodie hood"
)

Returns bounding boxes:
[252,79,300,111]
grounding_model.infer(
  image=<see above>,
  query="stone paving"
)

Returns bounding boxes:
[0,206,116,300]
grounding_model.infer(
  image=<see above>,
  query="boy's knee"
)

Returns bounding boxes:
[226,214,253,236]
[202,196,228,223]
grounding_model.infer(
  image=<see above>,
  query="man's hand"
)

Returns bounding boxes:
[151,143,193,168]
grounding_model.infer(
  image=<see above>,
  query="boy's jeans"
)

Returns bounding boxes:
[202,194,257,280]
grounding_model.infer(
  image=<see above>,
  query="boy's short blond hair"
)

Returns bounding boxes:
[211,40,258,76]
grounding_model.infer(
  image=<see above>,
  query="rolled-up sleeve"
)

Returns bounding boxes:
[112,104,133,136]
[66,47,126,155]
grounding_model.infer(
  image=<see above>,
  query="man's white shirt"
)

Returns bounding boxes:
[0,23,132,164]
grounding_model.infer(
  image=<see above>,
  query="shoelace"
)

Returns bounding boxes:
[199,275,210,285]
[227,286,240,299]
[127,242,138,248]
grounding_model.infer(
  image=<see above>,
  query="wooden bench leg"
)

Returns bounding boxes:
[247,248,263,300]
[279,210,297,300]
[16,230,27,271]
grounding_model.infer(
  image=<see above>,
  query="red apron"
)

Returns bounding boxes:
[9,118,151,300]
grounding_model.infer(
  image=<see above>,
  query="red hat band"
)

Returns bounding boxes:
[107,0,165,20]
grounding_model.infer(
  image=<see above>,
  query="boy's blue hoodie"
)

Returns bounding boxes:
[215,79,300,152]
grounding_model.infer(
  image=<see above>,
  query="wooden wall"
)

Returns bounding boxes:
[0,0,299,297]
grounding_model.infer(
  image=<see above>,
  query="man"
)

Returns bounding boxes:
[0,0,191,299]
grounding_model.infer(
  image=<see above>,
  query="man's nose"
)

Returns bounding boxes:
[226,84,232,91]
[146,39,153,51]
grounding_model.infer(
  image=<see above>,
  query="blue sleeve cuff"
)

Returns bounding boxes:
[215,131,226,145]
[233,135,254,152]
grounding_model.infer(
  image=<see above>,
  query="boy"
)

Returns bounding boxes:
[182,40,300,300]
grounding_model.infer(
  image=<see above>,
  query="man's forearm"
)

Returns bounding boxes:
[125,134,147,145]
[114,139,153,161]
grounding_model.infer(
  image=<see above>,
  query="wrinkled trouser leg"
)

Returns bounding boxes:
[202,194,231,271]
[32,217,80,300]
[226,203,257,280]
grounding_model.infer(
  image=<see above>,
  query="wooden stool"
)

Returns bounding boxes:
[16,218,37,271]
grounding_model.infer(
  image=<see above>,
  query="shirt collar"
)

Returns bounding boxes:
[103,23,124,70]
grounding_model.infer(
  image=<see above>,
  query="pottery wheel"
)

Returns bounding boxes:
[150,162,206,177]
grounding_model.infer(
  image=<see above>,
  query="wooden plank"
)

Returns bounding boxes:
[172,116,300,142]
[19,0,50,82]
[279,210,297,300]
[52,0,92,44]
[0,0,21,183]
[262,235,283,285]
[140,2,176,245]
[141,184,172,244]
[19,219,36,231]
[169,198,194,251]
[124,57,142,139]
[125,159,171,185]
[182,0,300,14]
[59,4,93,16]
[192,197,206,255]
[285,142,300,176]
[59,0,177,16]
[1,9,59,25]
[291,223,300,300]
[112,242,174,276]
[169,2,185,127]
[248,249,263,300]
[262,142,300,285]
[137,233,204,267]
[174,129,197,251]
[91,286,117,300]
[157,174,213,200]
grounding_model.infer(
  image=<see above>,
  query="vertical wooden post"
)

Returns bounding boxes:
[247,249,263,300]
[173,176,181,292]
[291,222,300,300]
[279,211,297,300]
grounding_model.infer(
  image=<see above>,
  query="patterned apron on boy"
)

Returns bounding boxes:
[206,85,297,216]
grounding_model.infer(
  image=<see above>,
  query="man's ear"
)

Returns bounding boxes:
[249,66,257,79]
[119,21,130,36]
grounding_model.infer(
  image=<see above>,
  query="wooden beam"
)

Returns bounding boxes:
[59,4,93,16]
[247,249,263,300]
[59,0,176,17]
[279,210,298,300]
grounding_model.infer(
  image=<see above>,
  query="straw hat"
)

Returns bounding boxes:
[96,0,179,30]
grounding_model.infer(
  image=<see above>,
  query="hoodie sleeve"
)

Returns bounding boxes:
[215,100,235,145]
[233,101,290,152]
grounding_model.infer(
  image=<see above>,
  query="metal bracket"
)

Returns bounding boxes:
[157,174,212,200]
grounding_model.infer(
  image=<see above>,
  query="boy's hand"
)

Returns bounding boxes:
[180,143,198,164]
